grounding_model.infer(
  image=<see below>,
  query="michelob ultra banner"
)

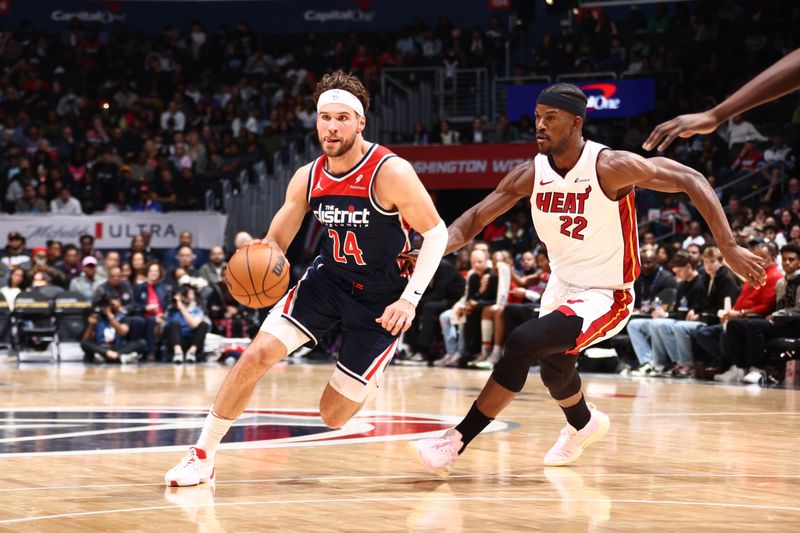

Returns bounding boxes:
[0,212,227,249]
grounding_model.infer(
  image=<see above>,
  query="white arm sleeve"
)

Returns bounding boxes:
[400,220,448,306]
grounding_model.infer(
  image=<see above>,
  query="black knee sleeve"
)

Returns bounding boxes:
[540,354,582,400]
[491,312,583,393]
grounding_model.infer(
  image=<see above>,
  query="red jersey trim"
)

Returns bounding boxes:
[567,288,632,354]
[618,190,640,284]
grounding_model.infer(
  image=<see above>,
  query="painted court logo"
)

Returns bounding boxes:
[0,408,513,457]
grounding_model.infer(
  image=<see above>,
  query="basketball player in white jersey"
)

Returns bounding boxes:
[409,83,767,476]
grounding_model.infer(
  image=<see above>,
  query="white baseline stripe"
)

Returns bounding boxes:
[2,496,799,525]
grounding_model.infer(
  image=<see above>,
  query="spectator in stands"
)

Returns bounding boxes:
[49,187,83,215]
[695,242,783,379]
[167,245,199,287]
[134,262,169,361]
[56,244,82,285]
[410,122,430,145]
[1,232,31,269]
[402,257,465,363]
[465,116,487,144]
[97,251,121,282]
[163,231,195,270]
[686,243,704,270]
[458,248,498,366]
[81,295,144,365]
[130,186,165,213]
[197,246,226,287]
[79,235,102,263]
[628,250,706,376]
[761,135,795,203]
[70,256,104,299]
[634,248,678,310]
[723,244,800,384]
[160,102,186,132]
[435,120,460,145]
[129,251,148,286]
[165,284,209,364]
[682,221,706,249]
[776,177,800,212]
[124,235,151,263]
[489,115,519,143]
[724,113,767,151]
[1,267,26,310]
[15,184,48,213]
[25,246,65,288]
[730,137,764,177]
[93,266,136,316]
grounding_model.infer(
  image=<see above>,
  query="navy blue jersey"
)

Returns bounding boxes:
[307,143,412,285]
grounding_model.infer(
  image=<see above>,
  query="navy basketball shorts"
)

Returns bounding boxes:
[260,260,404,403]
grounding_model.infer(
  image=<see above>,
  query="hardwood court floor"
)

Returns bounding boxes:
[0,360,798,531]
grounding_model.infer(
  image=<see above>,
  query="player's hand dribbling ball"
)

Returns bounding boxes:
[224,243,290,308]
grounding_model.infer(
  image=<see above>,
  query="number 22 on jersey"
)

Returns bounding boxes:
[328,229,366,265]
[559,215,587,240]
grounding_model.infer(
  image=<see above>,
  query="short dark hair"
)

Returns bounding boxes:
[780,244,800,257]
[541,83,588,107]
[80,234,94,244]
[670,250,695,269]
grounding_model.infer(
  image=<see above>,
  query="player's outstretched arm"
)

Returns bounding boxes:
[597,150,767,287]
[445,160,534,255]
[255,165,312,252]
[374,157,447,334]
[643,48,800,151]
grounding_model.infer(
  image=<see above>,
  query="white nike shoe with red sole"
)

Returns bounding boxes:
[164,447,215,487]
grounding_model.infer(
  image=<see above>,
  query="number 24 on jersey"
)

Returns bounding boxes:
[328,229,366,265]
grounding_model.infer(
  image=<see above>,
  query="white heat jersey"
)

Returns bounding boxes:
[531,140,640,289]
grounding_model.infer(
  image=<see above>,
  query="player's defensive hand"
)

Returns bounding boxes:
[642,111,719,152]
[376,299,416,336]
[397,249,419,278]
[722,245,767,288]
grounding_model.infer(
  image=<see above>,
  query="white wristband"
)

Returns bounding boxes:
[400,220,448,306]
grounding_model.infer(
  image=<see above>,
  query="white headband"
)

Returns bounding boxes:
[316,89,364,117]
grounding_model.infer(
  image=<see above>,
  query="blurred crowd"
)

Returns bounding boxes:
[0,229,259,363]
[0,15,505,214]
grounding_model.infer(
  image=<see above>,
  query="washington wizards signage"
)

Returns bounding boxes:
[506,79,656,120]
[0,408,514,457]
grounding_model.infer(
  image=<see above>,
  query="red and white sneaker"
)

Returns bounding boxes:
[407,429,463,478]
[543,403,610,467]
[164,447,216,487]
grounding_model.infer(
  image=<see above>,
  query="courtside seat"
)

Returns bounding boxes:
[14,291,58,362]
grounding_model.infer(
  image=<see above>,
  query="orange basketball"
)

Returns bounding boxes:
[224,243,290,308]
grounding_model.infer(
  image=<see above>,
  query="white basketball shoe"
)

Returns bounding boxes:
[407,429,463,478]
[543,403,610,467]
[164,447,216,487]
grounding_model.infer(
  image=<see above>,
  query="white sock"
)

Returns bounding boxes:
[481,319,493,344]
[196,407,235,460]
[491,345,503,358]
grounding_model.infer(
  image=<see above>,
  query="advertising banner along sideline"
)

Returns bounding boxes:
[390,143,537,190]
[0,212,227,249]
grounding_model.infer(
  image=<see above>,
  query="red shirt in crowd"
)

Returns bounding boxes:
[733,263,782,316]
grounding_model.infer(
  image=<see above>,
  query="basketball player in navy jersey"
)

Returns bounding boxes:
[409,83,767,476]
[166,70,448,486]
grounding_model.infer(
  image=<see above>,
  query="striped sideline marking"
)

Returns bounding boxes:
[2,495,799,525]
[3,471,800,493]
